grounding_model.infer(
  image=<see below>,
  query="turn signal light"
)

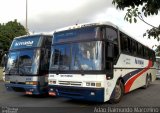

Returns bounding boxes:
[26,81,38,85]
[96,83,101,87]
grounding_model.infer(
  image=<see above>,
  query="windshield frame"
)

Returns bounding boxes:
[50,26,107,74]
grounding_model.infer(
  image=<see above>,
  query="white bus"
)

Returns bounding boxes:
[48,22,156,103]
[5,34,52,95]
[156,56,160,79]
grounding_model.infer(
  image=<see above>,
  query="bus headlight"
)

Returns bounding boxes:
[5,81,10,83]
[86,82,90,86]
[26,81,38,85]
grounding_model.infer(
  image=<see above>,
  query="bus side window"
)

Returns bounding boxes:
[106,27,118,44]
[40,48,48,71]
[144,48,149,59]
[138,43,143,57]
[40,37,52,72]
[114,44,119,59]
[45,36,52,47]
[132,40,137,56]
[120,33,129,53]
[106,27,119,58]
[107,43,113,58]
[105,42,114,71]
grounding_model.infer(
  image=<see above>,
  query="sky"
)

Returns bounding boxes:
[0,0,160,49]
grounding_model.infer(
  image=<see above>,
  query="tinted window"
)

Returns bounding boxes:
[50,41,102,71]
[43,36,52,47]
[144,48,149,58]
[6,52,19,74]
[6,50,40,75]
[138,43,143,57]
[18,50,34,74]
[53,27,101,43]
[132,40,137,56]
[120,33,129,53]
[106,27,118,44]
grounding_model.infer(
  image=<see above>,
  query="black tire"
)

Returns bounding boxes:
[109,80,124,104]
[143,75,151,89]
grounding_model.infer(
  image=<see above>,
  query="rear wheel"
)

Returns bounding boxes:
[109,80,124,104]
[143,75,151,89]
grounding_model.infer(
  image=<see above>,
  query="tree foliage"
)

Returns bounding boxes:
[0,19,27,51]
[0,19,27,61]
[112,0,160,40]
[155,45,160,56]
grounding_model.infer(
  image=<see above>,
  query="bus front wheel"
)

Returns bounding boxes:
[109,80,124,104]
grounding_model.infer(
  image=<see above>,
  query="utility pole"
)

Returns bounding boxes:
[26,0,28,34]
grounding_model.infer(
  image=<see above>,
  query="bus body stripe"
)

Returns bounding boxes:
[123,68,143,83]
[124,60,152,93]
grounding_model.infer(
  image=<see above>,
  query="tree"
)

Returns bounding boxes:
[0,19,27,51]
[155,45,160,56]
[112,0,160,40]
[0,19,27,61]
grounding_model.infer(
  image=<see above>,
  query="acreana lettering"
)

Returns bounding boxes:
[15,41,34,46]
[135,58,144,65]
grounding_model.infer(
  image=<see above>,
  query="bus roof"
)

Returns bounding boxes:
[54,21,118,32]
[54,21,153,51]
[14,33,52,40]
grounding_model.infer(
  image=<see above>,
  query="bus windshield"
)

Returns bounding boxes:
[6,49,40,75]
[50,41,102,71]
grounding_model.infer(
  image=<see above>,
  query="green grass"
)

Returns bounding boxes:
[0,67,3,81]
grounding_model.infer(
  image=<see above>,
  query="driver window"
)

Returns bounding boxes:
[106,43,113,58]
[105,42,113,71]
[106,27,118,44]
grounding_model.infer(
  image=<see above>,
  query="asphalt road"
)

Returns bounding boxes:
[0,80,160,113]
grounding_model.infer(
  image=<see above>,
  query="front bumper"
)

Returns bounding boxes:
[5,83,47,95]
[48,85,104,102]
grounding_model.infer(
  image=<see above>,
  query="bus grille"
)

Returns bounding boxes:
[10,82,25,85]
[12,87,25,92]
[58,81,82,86]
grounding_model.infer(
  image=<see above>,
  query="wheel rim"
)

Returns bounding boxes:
[146,77,149,87]
[114,84,121,100]
[147,76,151,85]
[146,76,151,87]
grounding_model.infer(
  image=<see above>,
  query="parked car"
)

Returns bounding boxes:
[156,56,160,79]
[2,67,5,81]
